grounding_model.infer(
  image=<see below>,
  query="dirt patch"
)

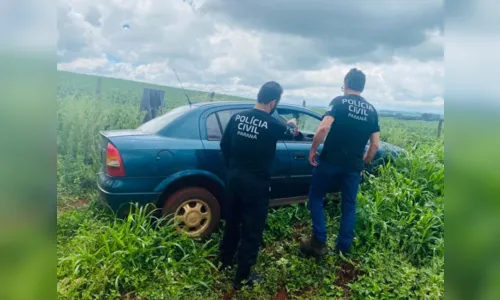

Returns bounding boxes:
[58,198,89,213]
[120,292,147,300]
[276,286,317,299]
[295,224,307,230]
[70,198,89,208]
[275,285,289,300]
[220,285,291,300]
[222,288,236,300]
[334,260,361,299]
[292,224,308,242]
[293,287,315,299]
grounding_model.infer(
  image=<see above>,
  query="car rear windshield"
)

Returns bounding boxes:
[136,105,192,133]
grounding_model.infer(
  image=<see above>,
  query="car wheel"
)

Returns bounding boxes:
[162,187,221,238]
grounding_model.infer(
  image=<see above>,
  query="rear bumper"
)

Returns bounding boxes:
[96,172,162,216]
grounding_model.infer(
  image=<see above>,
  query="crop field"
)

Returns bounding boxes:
[57,71,444,299]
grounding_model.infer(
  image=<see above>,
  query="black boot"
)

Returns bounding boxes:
[333,246,350,257]
[218,254,236,271]
[300,235,328,258]
[232,263,264,290]
[233,272,263,290]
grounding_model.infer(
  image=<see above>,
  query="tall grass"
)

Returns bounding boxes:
[356,142,444,266]
[58,203,221,299]
[57,96,141,196]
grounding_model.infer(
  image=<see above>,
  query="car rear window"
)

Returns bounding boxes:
[137,105,192,133]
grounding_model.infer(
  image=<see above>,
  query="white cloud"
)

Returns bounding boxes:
[58,56,108,70]
[57,0,444,114]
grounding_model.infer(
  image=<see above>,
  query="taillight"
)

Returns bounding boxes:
[106,143,126,177]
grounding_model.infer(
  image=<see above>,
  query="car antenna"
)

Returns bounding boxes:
[172,68,193,107]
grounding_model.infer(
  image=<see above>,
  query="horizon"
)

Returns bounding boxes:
[58,69,444,115]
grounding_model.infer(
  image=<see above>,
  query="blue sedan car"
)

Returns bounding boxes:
[97,101,403,237]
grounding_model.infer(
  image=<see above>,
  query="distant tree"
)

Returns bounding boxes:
[421,113,441,121]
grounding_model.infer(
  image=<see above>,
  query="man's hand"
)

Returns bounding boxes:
[287,118,298,127]
[286,118,299,137]
[309,150,319,166]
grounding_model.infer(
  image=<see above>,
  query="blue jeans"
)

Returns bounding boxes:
[308,159,361,253]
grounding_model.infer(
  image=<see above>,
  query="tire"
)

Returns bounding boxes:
[162,187,221,238]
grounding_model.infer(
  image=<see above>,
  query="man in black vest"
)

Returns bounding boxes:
[219,81,295,289]
[300,68,381,258]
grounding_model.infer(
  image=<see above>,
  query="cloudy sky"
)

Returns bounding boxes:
[57,0,444,113]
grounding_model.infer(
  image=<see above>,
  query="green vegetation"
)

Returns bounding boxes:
[58,71,250,109]
[57,71,444,299]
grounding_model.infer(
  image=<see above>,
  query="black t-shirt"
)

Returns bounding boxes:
[320,94,380,172]
[220,108,295,178]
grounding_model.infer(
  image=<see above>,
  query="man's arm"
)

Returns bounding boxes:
[363,113,381,164]
[309,115,334,166]
[274,120,295,141]
[287,118,298,127]
[309,98,340,166]
[272,111,298,139]
[363,132,380,164]
[286,119,299,138]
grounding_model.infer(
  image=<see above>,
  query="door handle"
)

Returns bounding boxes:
[293,152,306,159]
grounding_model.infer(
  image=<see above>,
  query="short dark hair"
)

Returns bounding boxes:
[257,81,283,104]
[344,68,366,92]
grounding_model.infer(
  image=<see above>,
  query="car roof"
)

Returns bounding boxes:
[191,100,312,110]
[191,101,252,107]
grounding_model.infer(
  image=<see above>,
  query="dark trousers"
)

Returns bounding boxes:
[219,169,270,282]
[308,159,361,253]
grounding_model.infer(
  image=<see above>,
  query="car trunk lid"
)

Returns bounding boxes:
[99,130,150,173]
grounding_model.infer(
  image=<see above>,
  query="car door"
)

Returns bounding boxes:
[279,108,325,197]
[200,108,243,182]
[200,107,291,200]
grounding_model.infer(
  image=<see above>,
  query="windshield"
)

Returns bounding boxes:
[137,105,192,133]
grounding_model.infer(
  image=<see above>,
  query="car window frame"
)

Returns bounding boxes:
[205,108,245,141]
[277,108,322,144]
[206,113,223,141]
